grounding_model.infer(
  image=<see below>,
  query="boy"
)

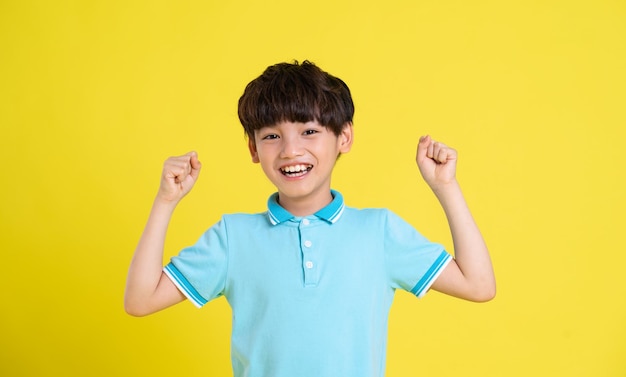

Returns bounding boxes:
[125,60,495,377]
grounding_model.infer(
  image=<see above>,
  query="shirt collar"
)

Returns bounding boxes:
[267,190,345,225]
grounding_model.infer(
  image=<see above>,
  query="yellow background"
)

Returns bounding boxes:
[1,1,625,376]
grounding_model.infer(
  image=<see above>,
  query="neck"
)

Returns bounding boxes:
[277,191,333,217]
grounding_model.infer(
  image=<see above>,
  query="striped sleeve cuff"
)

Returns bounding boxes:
[163,263,208,308]
[410,251,453,298]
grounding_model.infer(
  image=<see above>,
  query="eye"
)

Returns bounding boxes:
[262,133,279,140]
[303,129,319,136]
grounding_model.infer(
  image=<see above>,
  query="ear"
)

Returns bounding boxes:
[338,122,354,154]
[248,138,260,163]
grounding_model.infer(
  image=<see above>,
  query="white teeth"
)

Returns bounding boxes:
[281,164,311,174]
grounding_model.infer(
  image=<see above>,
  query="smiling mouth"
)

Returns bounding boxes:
[280,164,313,177]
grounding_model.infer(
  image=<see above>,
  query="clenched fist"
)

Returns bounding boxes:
[157,151,202,203]
[416,135,457,192]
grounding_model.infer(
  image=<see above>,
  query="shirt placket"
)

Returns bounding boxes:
[299,217,319,287]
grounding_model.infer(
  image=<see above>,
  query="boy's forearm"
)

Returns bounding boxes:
[124,198,177,314]
[432,180,496,300]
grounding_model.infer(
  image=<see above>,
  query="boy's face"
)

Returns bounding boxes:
[248,121,353,214]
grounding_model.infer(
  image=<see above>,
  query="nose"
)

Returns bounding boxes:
[280,135,304,159]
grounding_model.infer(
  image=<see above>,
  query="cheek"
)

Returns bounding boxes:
[256,152,275,171]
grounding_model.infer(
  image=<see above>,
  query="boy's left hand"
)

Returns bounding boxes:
[416,135,457,191]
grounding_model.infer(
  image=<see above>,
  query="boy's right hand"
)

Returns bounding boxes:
[156,151,202,203]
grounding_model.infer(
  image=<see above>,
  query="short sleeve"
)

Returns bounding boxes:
[163,218,229,308]
[384,210,452,298]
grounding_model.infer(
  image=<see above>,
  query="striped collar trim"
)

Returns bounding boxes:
[267,190,345,225]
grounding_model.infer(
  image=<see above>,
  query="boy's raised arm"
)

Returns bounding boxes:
[416,136,496,302]
[124,152,202,316]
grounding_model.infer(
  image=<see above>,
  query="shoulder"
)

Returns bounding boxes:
[342,206,417,235]
[201,212,272,236]
[343,205,396,218]
[221,212,272,226]
[222,211,267,220]
[189,212,272,249]
[341,206,401,226]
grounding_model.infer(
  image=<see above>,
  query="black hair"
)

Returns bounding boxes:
[238,60,354,140]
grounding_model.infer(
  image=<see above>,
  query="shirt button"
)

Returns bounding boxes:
[303,240,312,248]
[302,218,310,226]
[305,261,314,269]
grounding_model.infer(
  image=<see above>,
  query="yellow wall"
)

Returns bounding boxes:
[1,1,624,376]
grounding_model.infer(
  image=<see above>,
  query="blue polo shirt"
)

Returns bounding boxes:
[164,190,451,377]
